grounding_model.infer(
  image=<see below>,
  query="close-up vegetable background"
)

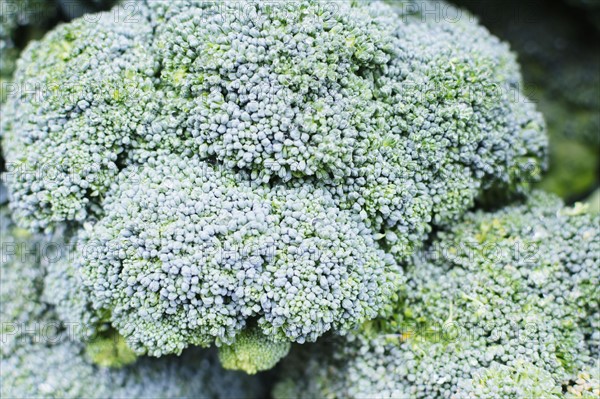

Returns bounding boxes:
[0,1,598,398]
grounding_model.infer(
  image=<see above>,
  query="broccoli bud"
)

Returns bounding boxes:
[85,329,138,368]
[218,325,291,374]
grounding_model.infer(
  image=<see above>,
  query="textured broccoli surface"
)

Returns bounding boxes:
[2,341,262,399]
[0,205,49,357]
[3,0,546,235]
[564,368,600,398]
[456,360,563,398]
[0,202,263,398]
[218,325,291,374]
[0,0,57,83]
[65,152,400,355]
[453,0,600,201]
[2,0,548,372]
[274,192,599,398]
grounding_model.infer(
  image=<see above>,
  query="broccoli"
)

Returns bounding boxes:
[0,0,57,87]
[2,0,547,372]
[83,328,138,368]
[218,325,291,375]
[3,0,546,234]
[0,0,117,103]
[456,360,563,398]
[453,0,600,200]
[0,202,263,398]
[3,343,262,399]
[274,192,599,398]
[564,369,600,398]
[0,205,49,357]
[54,152,400,362]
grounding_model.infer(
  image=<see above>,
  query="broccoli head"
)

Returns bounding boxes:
[61,152,400,358]
[274,192,599,398]
[2,339,262,399]
[3,0,546,236]
[2,0,548,372]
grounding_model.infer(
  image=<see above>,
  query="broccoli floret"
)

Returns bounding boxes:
[63,152,400,358]
[0,205,50,356]
[453,0,599,200]
[84,328,138,368]
[456,360,562,398]
[3,0,546,238]
[2,9,158,231]
[2,0,548,372]
[0,0,57,86]
[140,0,547,256]
[41,232,102,341]
[2,341,262,399]
[218,325,291,374]
[0,202,263,398]
[274,192,599,398]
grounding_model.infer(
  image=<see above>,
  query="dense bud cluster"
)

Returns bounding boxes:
[3,0,546,241]
[0,206,49,356]
[69,152,399,357]
[218,326,291,374]
[2,340,261,399]
[274,192,600,398]
[0,201,262,398]
[2,11,157,230]
[1,0,549,373]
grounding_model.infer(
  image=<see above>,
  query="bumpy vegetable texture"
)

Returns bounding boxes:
[0,0,56,86]
[2,0,547,372]
[0,0,115,89]
[0,204,263,398]
[453,0,600,200]
[274,192,600,398]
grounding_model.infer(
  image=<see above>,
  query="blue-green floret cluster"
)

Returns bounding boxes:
[274,192,599,398]
[2,338,261,399]
[69,152,399,356]
[2,0,549,373]
[0,202,262,398]
[0,206,49,356]
[146,0,546,257]
[3,0,546,249]
[2,9,158,230]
